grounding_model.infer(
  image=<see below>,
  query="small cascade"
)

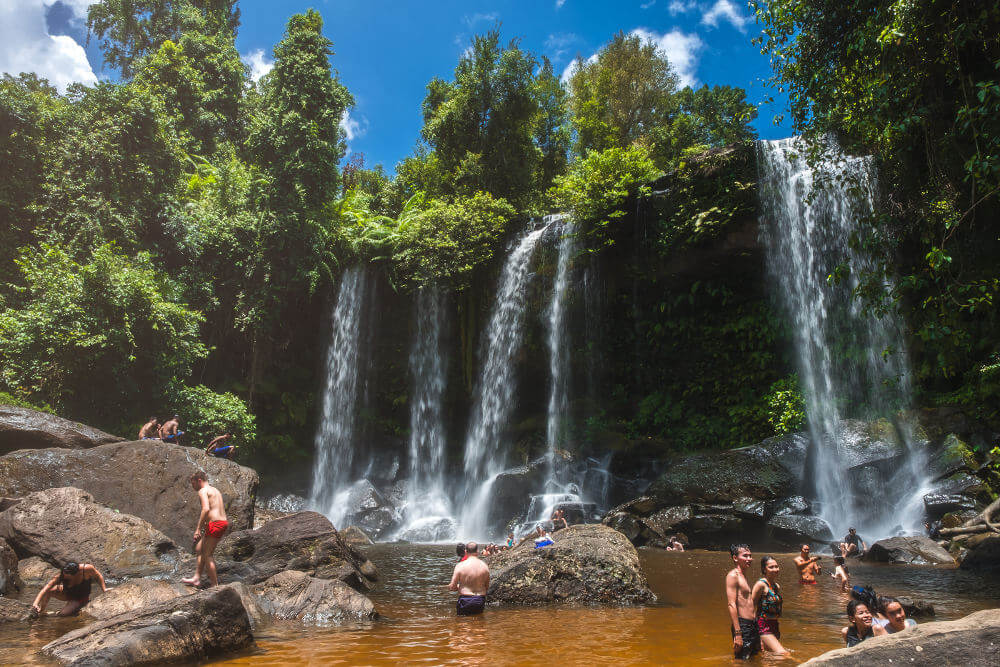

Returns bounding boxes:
[396,286,454,542]
[309,265,370,528]
[545,214,575,469]
[757,137,929,539]
[458,217,559,538]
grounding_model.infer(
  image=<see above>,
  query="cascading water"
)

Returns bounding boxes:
[458,217,559,538]
[309,265,370,528]
[396,286,454,541]
[545,214,574,472]
[757,137,929,539]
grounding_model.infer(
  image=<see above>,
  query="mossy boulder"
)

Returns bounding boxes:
[648,446,795,505]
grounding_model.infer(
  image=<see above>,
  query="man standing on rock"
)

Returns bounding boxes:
[794,544,822,584]
[182,471,228,588]
[448,541,489,616]
[725,543,760,660]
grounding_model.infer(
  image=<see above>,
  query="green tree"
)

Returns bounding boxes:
[650,85,758,164]
[533,57,571,191]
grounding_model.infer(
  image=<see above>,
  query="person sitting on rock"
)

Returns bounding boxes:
[182,471,228,588]
[31,561,107,616]
[533,525,554,548]
[138,416,160,440]
[159,415,184,443]
[667,535,685,551]
[841,599,886,646]
[832,556,850,592]
[550,508,569,531]
[448,541,489,616]
[506,532,515,548]
[839,528,867,558]
[205,433,236,459]
[793,544,822,584]
[875,597,917,634]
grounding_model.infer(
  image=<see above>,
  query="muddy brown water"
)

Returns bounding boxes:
[3,545,998,665]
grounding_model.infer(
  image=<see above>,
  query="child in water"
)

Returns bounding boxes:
[832,556,850,592]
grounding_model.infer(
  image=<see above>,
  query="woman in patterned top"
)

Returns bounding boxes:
[752,556,790,655]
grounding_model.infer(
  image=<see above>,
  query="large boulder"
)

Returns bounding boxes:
[40,586,253,665]
[757,432,810,479]
[0,440,258,548]
[0,597,32,623]
[18,556,57,585]
[766,514,834,548]
[648,446,795,505]
[0,537,20,595]
[487,524,655,605]
[395,517,455,543]
[863,536,955,565]
[216,511,378,591]
[252,570,377,625]
[0,487,184,578]
[959,535,1000,572]
[84,579,192,620]
[801,608,1000,666]
[0,406,122,455]
[341,526,375,546]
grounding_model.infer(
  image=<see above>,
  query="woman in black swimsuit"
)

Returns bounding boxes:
[841,599,886,647]
[31,561,108,616]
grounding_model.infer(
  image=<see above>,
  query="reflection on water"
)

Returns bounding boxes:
[1,545,997,665]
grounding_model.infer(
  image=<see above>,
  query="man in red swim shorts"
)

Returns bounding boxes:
[182,470,228,588]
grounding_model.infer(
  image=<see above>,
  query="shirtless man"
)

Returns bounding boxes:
[725,543,760,660]
[550,508,569,531]
[794,544,822,584]
[182,471,228,587]
[31,561,107,616]
[448,541,490,616]
[138,416,159,439]
[159,415,183,443]
[205,433,236,459]
[839,528,867,558]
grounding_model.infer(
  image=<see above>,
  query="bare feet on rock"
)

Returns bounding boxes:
[181,577,200,586]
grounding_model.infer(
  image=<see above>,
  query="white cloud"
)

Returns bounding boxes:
[242,48,274,82]
[559,53,597,84]
[701,0,750,32]
[544,32,579,64]
[556,0,567,8]
[668,0,697,14]
[463,12,499,28]
[0,1,97,92]
[340,109,367,143]
[640,1,657,8]
[629,27,704,87]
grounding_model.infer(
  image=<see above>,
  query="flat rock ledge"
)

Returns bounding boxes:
[487,524,656,605]
[41,586,253,666]
[801,608,1000,666]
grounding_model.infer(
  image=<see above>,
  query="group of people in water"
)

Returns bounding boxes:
[138,415,237,459]
[29,471,230,616]
[725,531,917,660]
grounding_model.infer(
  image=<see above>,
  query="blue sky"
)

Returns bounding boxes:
[5,1,792,171]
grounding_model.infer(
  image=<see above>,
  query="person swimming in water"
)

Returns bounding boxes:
[448,542,489,616]
[31,561,107,616]
[751,556,790,656]
[794,544,822,584]
[841,599,886,646]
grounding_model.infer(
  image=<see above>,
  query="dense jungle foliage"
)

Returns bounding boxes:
[3,0,994,475]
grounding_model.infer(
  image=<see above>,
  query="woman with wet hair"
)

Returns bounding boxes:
[31,561,107,616]
[841,599,887,647]
[751,556,789,655]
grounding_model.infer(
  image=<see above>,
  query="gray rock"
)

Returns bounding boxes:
[0,537,20,595]
[801,608,1000,666]
[487,524,655,605]
[771,495,811,516]
[216,511,378,591]
[649,446,795,505]
[552,501,598,525]
[0,597,32,623]
[733,497,767,520]
[0,440,258,548]
[341,525,375,546]
[84,579,192,620]
[757,432,809,479]
[17,556,57,584]
[923,493,975,518]
[767,514,834,548]
[864,536,955,565]
[925,433,976,479]
[0,487,185,579]
[40,586,253,665]
[395,517,455,543]
[252,570,377,625]
[0,406,122,455]
[959,535,1000,572]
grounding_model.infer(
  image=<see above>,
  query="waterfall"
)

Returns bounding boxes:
[458,217,558,538]
[545,214,574,467]
[309,265,370,528]
[757,137,928,539]
[396,286,454,541]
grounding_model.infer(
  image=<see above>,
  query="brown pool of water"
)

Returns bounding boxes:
[3,545,997,665]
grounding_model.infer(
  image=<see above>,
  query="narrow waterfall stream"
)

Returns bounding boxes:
[458,217,559,538]
[545,214,574,459]
[396,286,454,541]
[757,138,930,539]
[309,265,371,529]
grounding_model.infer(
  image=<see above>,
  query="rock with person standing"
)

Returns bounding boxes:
[83,579,193,620]
[487,524,656,605]
[0,439,258,548]
[0,405,123,455]
[0,487,186,579]
[251,570,378,625]
[862,535,955,565]
[801,607,1000,665]
[40,586,253,665]
[215,511,378,592]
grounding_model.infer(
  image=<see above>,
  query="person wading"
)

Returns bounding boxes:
[794,544,822,584]
[182,471,228,588]
[448,541,489,616]
[751,556,790,656]
[725,543,761,660]
[31,561,107,616]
